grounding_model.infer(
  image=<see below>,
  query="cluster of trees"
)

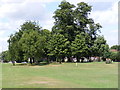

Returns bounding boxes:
[110,45,120,62]
[0,1,115,64]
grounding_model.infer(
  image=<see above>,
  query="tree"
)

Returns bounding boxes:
[110,51,120,62]
[8,33,24,62]
[111,45,120,51]
[52,0,75,41]
[71,32,91,59]
[74,2,102,57]
[8,21,43,63]
[40,29,51,59]
[47,34,70,63]
[91,35,109,58]
[52,1,102,59]
[19,29,45,64]
[0,50,10,62]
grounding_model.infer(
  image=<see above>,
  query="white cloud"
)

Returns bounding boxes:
[67,0,119,6]
[0,31,5,36]
[0,0,55,52]
[0,37,9,52]
[90,2,118,26]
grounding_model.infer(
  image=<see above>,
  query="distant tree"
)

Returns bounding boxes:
[0,50,10,62]
[110,52,120,62]
[111,45,120,51]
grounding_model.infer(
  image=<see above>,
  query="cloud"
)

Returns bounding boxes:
[1,2,46,21]
[0,37,9,52]
[68,0,118,4]
[0,0,55,52]
[90,2,118,26]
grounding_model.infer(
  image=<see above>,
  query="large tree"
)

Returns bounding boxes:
[19,29,45,64]
[47,34,70,63]
[71,32,91,59]
[52,0,75,41]
[8,21,43,63]
[52,0,102,58]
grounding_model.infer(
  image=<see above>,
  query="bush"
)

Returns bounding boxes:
[110,52,120,62]
[106,59,112,64]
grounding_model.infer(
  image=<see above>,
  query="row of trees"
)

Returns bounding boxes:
[110,45,120,62]
[0,1,114,64]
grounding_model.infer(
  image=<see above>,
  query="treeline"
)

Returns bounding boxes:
[0,1,118,64]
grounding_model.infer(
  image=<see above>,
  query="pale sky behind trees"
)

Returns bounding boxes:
[0,0,118,52]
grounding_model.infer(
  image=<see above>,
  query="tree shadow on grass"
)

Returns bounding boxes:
[15,62,50,67]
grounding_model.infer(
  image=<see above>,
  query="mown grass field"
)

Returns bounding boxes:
[2,62,118,88]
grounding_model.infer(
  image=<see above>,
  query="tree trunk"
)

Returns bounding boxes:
[12,61,15,66]
[32,57,35,63]
[30,58,32,64]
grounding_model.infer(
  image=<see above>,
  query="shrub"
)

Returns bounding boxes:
[106,59,112,64]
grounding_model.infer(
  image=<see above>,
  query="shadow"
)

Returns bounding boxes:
[15,62,50,66]
[15,63,28,66]
[37,62,50,66]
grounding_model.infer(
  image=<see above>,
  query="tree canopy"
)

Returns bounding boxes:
[1,1,112,64]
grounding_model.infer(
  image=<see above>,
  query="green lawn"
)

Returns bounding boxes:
[2,62,118,88]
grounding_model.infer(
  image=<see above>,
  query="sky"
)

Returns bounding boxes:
[0,0,119,53]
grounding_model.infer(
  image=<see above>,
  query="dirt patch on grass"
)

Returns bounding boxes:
[48,65,61,67]
[24,77,62,86]
[29,64,62,68]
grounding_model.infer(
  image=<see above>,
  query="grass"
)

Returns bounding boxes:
[2,62,118,88]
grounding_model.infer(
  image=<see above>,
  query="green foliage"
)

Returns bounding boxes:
[40,29,51,58]
[71,33,90,58]
[91,35,109,57]
[52,0,103,59]
[19,30,45,60]
[110,52,120,61]
[111,45,120,51]
[52,0,75,42]
[8,21,43,63]
[47,34,69,63]
[0,50,10,62]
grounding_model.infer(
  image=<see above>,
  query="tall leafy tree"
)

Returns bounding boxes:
[8,33,24,62]
[8,21,43,63]
[52,0,75,41]
[91,35,109,57]
[47,34,70,63]
[19,30,45,63]
[71,32,91,59]
[40,29,51,59]
[52,0,102,58]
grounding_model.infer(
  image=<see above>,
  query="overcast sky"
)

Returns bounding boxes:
[0,0,119,53]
